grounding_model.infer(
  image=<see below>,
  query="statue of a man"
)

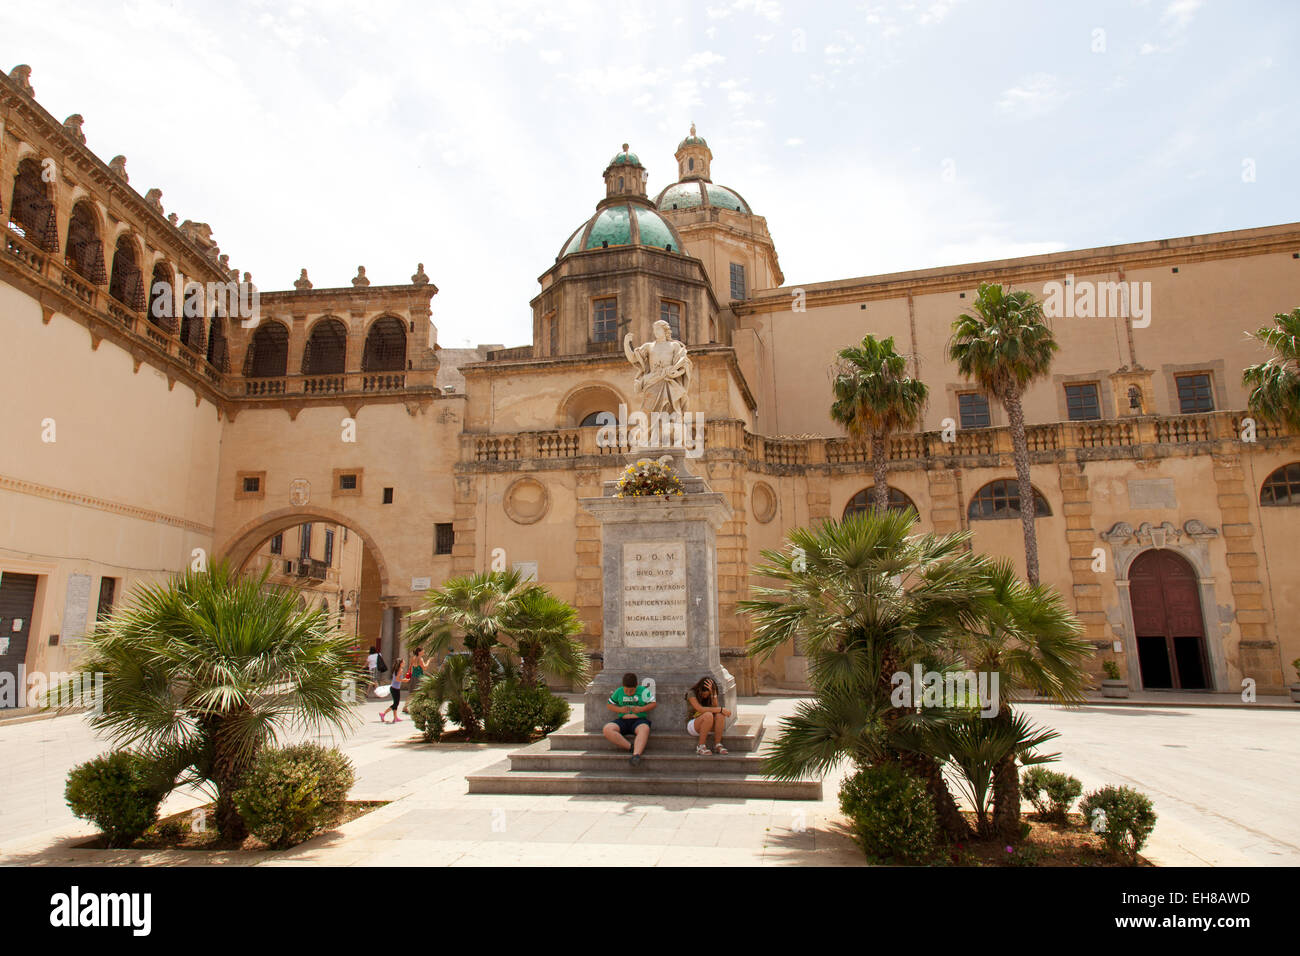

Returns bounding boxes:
[624,320,691,416]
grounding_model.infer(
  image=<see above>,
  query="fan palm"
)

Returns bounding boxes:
[741,508,993,839]
[958,559,1092,837]
[949,282,1059,584]
[504,586,590,688]
[73,563,362,842]
[830,335,929,511]
[1243,307,1300,430]
[405,568,530,720]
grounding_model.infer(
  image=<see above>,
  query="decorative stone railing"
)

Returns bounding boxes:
[459,410,1293,471]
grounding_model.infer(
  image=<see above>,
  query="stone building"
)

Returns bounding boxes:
[2,64,1297,707]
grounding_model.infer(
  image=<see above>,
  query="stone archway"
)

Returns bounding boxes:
[218,505,401,659]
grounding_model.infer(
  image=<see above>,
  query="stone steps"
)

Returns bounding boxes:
[464,716,823,800]
[547,716,767,753]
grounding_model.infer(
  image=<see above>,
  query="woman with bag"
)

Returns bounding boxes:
[379,658,404,723]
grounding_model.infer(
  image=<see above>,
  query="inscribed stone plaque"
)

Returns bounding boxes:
[622,540,688,647]
[62,573,92,641]
[1127,478,1177,509]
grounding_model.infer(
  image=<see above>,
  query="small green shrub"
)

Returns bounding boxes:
[1291,657,1300,682]
[485,681,571,742]
[1102,660,1122,681]
[539,692,571,734]
[838,762,938,865]
[1020,767,1083,822]
[151,818,189,843]
[406,680,445,742]
[65,751,170,847]
[232,744,355,849]
[1079,784,1157,861]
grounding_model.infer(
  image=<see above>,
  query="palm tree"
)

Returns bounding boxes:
[73,563,361,842]
[959,559,1092,838]
[831,335,929,512]
[1243,307,1300,430]
[741,509,992,840]
[504,586,590,688]
[949,283,1059,584]
[405,568,529,721]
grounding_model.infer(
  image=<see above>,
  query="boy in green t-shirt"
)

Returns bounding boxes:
[602,672,656,766]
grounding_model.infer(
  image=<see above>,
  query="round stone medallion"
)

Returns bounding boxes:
[751,481,777,523]
[504,476,550,525]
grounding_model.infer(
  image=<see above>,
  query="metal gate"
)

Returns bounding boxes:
[0,572,38,708]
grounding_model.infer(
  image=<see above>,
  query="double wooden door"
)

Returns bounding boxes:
[1129,550,1210,690]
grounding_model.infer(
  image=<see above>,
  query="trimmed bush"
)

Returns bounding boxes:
[1020,767,1083,823]
[838,762,938,865]
[232,744,355,849]
[65,751,170,847]
[1079,784,1157,861]
[486,681,570,742]
[407,682,446,742]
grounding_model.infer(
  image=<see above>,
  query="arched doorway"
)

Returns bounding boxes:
[1129,549,1210,690]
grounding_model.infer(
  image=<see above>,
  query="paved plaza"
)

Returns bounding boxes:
[0,696,1296,867]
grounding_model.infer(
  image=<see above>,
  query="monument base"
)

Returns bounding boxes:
[582,668,738,734]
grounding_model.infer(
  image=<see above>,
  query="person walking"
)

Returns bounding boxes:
[401,650,427,714]
[379,658,404,723]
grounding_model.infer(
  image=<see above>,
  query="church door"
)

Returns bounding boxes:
[1129,550,1210,690]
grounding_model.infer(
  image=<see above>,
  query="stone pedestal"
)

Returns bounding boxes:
[580,450,736,734]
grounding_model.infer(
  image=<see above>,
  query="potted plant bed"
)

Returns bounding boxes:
[1101,659,1129,699]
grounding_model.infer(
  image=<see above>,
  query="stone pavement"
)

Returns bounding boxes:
[1,696,1296,866]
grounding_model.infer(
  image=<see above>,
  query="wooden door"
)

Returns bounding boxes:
[1129,550,1210,690]
[0,573,38,708]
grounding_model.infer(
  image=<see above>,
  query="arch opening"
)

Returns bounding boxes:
[1129,549,1210,691]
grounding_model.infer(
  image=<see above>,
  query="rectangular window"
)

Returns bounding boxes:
[269,533,282,555]
[242,475,260,494]
[435,523,455,556]
[382,487,394,504]
[729,263,747,301]
[339,474,357,490]
[660,300,681,340]
[957,392,991,428]
[592,297,617,343]
[300,524,312,558]
[1065,383,1101,421]
[1176,373,1214,413]
[324,529,335,566]
[96,577,117,622]
[548,314,558,355]
[235,470,266,499]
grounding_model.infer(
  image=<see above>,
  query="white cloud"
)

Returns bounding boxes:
[1162,0,1203,29]
[997,73,1067,119]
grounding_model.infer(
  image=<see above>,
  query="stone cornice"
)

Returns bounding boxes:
[0,473,214,534]
[734,222,1300,315]
[260,284,437,309]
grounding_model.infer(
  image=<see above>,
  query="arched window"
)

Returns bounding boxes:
[108,235,146,311]
[243,322,289,378]
[361,316,406,371]
[148,262,176,330]
[843,486,917,518]
[8,158,59,251]
[303,318,348,374]
[66,201,106,284]
[206,314,230,371]
[579,411,613,427]
[1260,463,1300,507]
[968,479,1051,520]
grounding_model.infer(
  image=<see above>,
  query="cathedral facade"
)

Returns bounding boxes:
[3,65,1298,704]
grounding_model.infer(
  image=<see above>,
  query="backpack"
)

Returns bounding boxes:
[375,653,388,673]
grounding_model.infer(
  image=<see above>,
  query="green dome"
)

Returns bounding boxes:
[677,124,709,150]
[558,203,686,260]
[607,144,641,167]
[655,180,751,215]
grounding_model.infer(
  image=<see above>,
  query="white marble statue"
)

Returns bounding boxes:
[623,319,691,416]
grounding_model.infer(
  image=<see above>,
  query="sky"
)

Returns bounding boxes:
[2,0,1296,349]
